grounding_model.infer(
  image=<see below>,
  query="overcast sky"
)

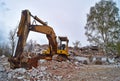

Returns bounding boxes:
[0,0,119,46]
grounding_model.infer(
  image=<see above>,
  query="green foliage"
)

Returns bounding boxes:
[116,42,120,56]
[0,48,2,56]
[85,0,120,55]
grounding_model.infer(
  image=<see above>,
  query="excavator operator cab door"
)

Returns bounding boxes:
[57,36,69,56]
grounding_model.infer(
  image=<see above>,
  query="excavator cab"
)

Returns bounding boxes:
[56,36,69,61]
[57,36,69,55]
[42,36,69,61]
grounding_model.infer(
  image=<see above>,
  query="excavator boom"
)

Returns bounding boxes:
[14,10,30,57]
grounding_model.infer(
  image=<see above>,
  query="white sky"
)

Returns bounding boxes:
[0,0,119,46]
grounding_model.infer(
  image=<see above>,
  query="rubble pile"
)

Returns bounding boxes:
[0,55,10,81]
[0,55,82,81]
[38,60,81,80]
[0,55,120,81]
[7,60,81,81]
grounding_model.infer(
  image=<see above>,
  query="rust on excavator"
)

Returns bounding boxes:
[8,10,69,69]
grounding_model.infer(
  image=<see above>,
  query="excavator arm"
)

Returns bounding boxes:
[14,10,57,58]
[30,25,57,54]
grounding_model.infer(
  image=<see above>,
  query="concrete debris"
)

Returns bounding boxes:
[1,55,5,58]
[0,55,120,81]
[17,76,25,79]
[38,59,47,64]
[14,68,26,74]
[74,56,89,64]
[0,65,5,72]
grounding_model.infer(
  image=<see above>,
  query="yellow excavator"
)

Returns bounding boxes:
[8,10,69,69]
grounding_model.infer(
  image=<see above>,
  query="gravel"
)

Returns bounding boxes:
[0,56,120,81]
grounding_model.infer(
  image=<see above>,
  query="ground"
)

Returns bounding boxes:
[0,55,120,81]
[65,65,120,81]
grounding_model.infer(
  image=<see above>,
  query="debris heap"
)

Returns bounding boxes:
[0,55,120,81]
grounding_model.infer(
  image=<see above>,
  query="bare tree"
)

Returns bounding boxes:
[24,39,35,52]
[73,40,81,50]
[28,39,34,52]
[8,27,17,56]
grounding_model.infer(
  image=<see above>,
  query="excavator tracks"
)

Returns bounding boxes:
[56,54,69,62]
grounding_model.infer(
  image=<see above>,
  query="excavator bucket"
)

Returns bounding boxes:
[8,57,21,69]
[8,53,53,69]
